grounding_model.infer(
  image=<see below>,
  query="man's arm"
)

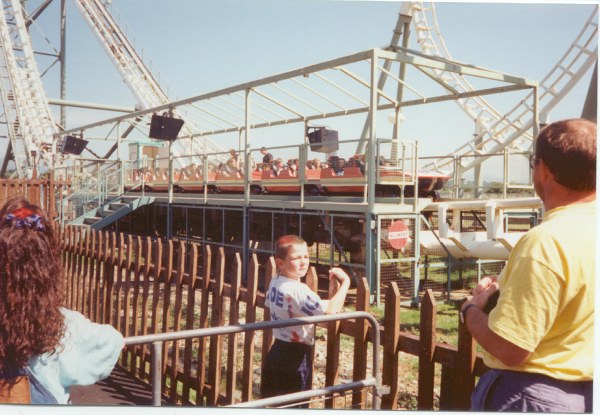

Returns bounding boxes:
[462,283,531,367]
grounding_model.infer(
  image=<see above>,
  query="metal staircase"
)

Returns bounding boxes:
[60,158,154,228]
[70,194,155,229]
[73,0,225,161]
[406,2,598,174]
[0,0,57,177]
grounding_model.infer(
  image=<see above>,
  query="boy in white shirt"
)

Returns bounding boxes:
[261,234,351,405]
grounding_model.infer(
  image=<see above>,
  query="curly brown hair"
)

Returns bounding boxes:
[0,198,65,372]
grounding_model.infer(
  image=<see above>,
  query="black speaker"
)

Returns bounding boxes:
[307,128,338,153]
[60,135,88,155]
[149,114,184,141]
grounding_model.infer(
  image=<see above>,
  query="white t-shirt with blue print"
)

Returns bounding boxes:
[265,274,327,345]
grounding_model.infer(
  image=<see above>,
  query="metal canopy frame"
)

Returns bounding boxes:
[55,46,539,145]
[56,46,538,303]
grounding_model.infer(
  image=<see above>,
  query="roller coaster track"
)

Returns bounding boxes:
[406,1,598,174]
[0,0,225,178]
[0,0,57,178]
[73,0,225,160]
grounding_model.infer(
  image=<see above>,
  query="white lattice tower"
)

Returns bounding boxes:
[0,14,27,178]
[0,0,57,177]
[406,1,598,174]
[74,0,225,160]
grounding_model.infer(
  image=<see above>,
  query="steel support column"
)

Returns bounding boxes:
[365,49,378,296]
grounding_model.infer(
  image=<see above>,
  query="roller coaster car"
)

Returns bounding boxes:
[320,166,367,195]
[320,165,450,200]
[130,163,449,200]
[261,167,322,195]
[407,172,451,201]
[176,172,217,193]
[214,170,263,194]
[147,178,186,193]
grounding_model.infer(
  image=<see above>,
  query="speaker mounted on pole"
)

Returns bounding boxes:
[306,126,339,153]
[60,135,88,155]
[149,113,185,141]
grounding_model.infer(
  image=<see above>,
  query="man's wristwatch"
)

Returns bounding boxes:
[460,303,479,324]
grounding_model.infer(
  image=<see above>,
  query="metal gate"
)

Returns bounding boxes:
[376,213,420,306]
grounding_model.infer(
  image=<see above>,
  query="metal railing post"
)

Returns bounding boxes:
[123,311,382,409]
[152,341,163,406]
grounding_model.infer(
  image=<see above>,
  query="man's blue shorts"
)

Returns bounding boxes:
[472,369,593,412]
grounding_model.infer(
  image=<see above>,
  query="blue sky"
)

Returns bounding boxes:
[27,0,597,161]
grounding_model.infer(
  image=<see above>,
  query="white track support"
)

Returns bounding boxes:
[73,0,224,160]
[0,0,57,177]
[406,2,598,174]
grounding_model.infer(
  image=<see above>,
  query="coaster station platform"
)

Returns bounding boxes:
[51,44,541,305]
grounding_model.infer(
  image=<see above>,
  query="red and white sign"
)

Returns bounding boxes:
[388,220,410,250]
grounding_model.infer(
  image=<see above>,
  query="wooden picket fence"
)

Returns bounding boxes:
[61,226,489,409]
[0,178,71,221]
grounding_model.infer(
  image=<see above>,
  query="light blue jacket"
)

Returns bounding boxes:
[27,308,124,404]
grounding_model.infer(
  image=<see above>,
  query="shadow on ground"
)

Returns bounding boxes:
[70,365,167,406]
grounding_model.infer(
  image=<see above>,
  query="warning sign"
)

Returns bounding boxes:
[388,220,409,250]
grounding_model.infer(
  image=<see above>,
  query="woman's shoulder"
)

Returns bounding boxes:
[60,308,123,345]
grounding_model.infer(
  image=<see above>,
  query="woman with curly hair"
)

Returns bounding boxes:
[0,198,123,404]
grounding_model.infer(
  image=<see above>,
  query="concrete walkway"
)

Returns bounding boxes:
[70,366,165,406]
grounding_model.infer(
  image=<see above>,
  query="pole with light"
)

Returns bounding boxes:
[148,109,184,239]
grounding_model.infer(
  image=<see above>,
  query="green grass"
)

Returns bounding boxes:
[356,301,461,346]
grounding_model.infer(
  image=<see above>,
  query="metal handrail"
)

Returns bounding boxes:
[123,310,382,408]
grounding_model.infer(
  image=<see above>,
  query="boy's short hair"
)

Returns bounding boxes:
[275,234,306,260]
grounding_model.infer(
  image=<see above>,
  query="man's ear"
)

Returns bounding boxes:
[538,158,555,181]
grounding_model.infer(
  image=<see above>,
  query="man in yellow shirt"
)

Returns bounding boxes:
[461,118,595,412]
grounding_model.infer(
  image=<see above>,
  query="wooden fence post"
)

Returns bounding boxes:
[98,230,109,323]
[169,241,186,402]
[182,242,199,404]
[241,253,259,402]
[305,266,319,409]
[197,244,212,403]
[138,236,153,380]
[87,230,97,321]
[305,266,318,293]
[260,256,276,398]
[130,235,143,374]
[325,271,341,409]
[92,230,104,323]
[103,232,117,326]
[82,227,91,316]
[121,234,134,367]
[207,246,226,406]
[455,303,476,409]
[381,282,401,409]
[73,227,83,311]
[160,240,174,393]
[149,238,163,393]
[418,289,437,410]
[352,277,370,408]
[225,252,242,404]
[114,233,126,335]
[63,226,73,309]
